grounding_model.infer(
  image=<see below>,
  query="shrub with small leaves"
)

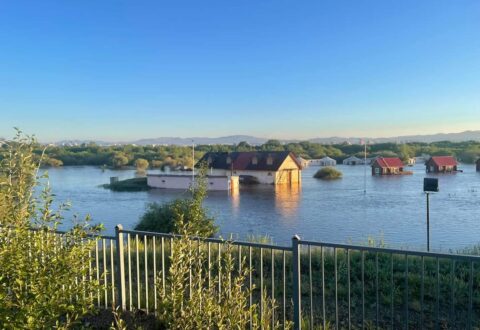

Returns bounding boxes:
[156,219,289,330]
[0,129,102,329]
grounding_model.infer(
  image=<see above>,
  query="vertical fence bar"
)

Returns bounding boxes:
[309,245,313,329]
[103,238,108,308]
[376,252,379,329]
[391,253,394,329]
[110,239,115,308]
[96,240,100,307]
[144,235,149,312]
[292,235,301,330]
[239,245,242,273]
[128,233,132,311]
[436,258,440,329]
[283,250,286,329]
[208,242,211,290]
[468,261,473,330]
[136,234,140,309]
[271,248,275,328]
[322,246,326,330]
[153,236,157,313]
[218,243,222,300]
[347,249,351,330]
[260,247,264,319]
[115,225,126,310]
[335,248,338,330]
[450,260,455,327]
[249,246,253,329]
[405,254,408,330]
[421,256,424,330]
[161,237,165,295]
[362,251,365,329]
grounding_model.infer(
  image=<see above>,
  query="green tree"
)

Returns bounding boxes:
[135,158,149,171]
[111,152,129,168]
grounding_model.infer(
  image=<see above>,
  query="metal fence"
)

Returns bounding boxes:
[29,225,480,329]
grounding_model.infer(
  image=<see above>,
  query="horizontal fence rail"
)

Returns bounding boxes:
[12,225,480,329]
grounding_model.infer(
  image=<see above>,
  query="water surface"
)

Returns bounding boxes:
[46,164,480,251]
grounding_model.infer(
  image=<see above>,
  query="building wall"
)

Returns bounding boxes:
[425,161,457,173]
[147,175,235,190]
[477,161,480,172]
[372,164,402,175]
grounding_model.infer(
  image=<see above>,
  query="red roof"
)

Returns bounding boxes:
[374,157,404,168]
[429,156,457,167]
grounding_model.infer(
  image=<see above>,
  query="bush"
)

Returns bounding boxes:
[135,168,217,237]
[44,157,64,167]
[103,177,149,191]
[156,220,287,330]
[313,167,342,180]
[0,130,102,328]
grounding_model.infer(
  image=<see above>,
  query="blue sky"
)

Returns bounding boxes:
[1,0,479,142]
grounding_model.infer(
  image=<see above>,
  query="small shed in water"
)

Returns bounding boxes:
[318,156,337,166]
[371,157,405,175]
[425,156,458,173]
[343,156,364,165]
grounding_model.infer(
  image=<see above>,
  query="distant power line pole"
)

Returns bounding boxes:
[363,139,367,194]
[192,140,195,184]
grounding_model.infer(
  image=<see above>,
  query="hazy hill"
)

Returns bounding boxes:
[50,130,480,146]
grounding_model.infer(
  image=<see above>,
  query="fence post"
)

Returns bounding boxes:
[292,235,302,330]
[115,224,126,310]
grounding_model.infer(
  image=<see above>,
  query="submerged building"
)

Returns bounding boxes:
[197,151,302,185]
[425,156,458,173]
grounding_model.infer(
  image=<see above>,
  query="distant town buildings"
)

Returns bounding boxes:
[425,156,458,173]
[198,151,302,185]
[371,157,405,176]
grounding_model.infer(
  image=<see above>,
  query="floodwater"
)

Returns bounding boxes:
[46,164,480,251]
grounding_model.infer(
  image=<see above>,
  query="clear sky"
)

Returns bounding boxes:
[1,1,479,142]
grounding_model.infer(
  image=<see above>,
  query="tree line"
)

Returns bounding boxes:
[16,139,480,168]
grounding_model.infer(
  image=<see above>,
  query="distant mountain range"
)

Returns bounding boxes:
[52,130,480,146]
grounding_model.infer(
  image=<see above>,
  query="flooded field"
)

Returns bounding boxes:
[46,164,480,251]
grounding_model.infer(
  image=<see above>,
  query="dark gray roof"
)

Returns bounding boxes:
[197,151,301,171]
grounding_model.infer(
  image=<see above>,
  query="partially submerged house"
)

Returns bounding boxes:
[476,159,480,172]
[147,174,239,191]
[371,157,405,176]
[310,157,337,167]
[297,156,309,168]
[425,156,458,173]
[197,151,302,185]
[343,156,364,165]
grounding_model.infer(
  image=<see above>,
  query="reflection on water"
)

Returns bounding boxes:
[274,183,301,217]
[230,183,240,216]
[45,164,480,251]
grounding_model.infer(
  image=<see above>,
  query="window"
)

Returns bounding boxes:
[226,156,231,164]
[252,156,258,165]
[267,155,273,165]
